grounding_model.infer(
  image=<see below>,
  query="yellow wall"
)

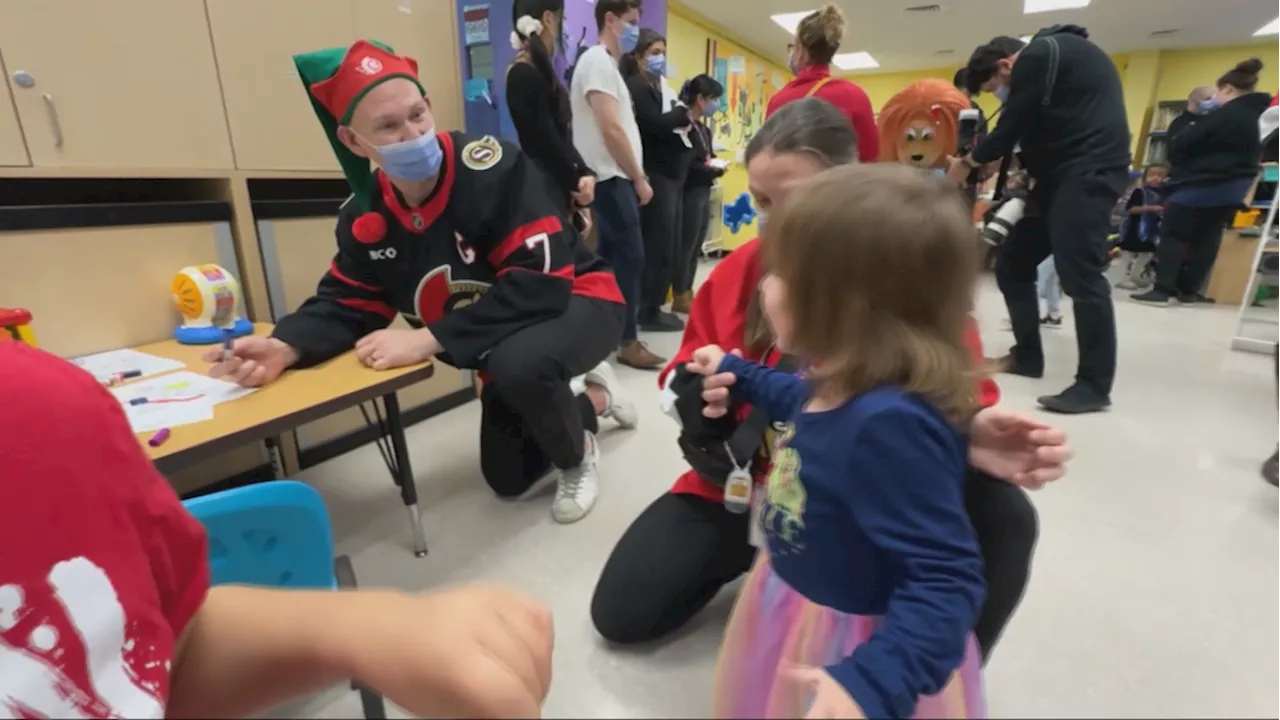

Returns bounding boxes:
[1154,42,1279,100]
[667,6,792,249]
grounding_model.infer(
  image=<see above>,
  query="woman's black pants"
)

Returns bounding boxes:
[478,295,624,496]
[674,184,712,294]
[1153,204,1237,296]
[639,172,686,321]
[590,467,1039,663]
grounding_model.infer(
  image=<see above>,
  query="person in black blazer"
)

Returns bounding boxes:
[622,29,694,332]
[671,75,726,314]
[506,0,595,233]
[1132,59,1272,306]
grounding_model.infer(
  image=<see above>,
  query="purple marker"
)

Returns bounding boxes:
[148,428,171,447]
[129,397,149,406]
[222,331,235,363]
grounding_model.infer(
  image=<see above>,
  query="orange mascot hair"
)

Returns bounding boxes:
[877,78,973,165]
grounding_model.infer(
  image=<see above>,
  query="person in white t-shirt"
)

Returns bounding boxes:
[570,0,664,370]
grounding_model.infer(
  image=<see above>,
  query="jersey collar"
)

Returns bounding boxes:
[377,131,457,233]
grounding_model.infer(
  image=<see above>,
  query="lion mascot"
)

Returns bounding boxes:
[877,78,972,169]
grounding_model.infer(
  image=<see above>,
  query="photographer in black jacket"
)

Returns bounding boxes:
[947,26,1130,415]
[1132,59,1271,307]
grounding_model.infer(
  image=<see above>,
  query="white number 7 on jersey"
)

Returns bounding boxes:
[524,232,552,273]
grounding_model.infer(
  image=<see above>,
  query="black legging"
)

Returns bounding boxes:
[591,466,1038,663]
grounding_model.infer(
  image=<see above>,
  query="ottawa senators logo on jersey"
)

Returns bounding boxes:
[410,265,491,325]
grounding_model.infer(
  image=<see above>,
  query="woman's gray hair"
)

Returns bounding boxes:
[744,98,859,168]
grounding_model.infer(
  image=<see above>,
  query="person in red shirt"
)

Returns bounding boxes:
[0,340,553,719]
[591,98,1070,658]
[765,4,879,164]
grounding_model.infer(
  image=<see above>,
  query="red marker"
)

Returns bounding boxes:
[148,428,171,447]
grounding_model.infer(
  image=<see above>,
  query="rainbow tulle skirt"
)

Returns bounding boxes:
[712,554,986,719]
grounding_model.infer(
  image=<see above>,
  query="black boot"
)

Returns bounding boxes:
[1038,382,1111,414]
[1263,449,1278,487]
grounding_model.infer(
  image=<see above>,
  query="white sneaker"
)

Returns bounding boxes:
[584,361,638,430]
[553,432,600,524]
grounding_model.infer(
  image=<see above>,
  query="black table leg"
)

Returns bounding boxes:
[382,392,427,557]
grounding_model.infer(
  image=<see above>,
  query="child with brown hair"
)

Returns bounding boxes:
[689,163,986,719]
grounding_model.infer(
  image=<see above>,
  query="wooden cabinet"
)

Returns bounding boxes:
[0,0,234,170]
[353,0,464,132]
[207,0,356,172]
[0,57,31,167]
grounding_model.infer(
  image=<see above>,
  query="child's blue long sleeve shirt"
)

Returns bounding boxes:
[718,353,986,720]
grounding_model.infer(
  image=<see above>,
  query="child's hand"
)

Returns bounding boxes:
[785,666,865,719]
[363,585,553,719]
[686,344,728,376]
[687,346,741,418]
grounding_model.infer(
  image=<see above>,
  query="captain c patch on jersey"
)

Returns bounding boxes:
[409,265,491,326]
[462,136,503,171]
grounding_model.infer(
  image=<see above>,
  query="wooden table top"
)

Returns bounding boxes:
[123,323,433,471]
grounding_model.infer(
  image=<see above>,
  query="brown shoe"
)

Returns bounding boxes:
[616,340,666,370]
[984,354,1013,374]
[671,291,694,314]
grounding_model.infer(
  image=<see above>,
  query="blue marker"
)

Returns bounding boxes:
[221,330,234,363]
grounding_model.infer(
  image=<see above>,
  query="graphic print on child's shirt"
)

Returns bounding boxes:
[762,423,807,554]
[1,557,169,719]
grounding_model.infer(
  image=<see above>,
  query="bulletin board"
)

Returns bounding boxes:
[704,39,786,154]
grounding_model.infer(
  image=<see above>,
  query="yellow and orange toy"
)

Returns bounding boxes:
[877,78,973,170]
[0,307,37,347]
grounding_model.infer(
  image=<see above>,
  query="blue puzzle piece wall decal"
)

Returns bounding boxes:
[722,192,757,234]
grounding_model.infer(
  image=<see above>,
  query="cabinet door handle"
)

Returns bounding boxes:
[42,93,64,148]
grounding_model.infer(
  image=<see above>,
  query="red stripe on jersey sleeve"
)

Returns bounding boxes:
[330,260,383,292]
[338,297,397,320]
[489,216,564,267]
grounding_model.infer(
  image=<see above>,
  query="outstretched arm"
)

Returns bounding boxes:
[169,584,552,720]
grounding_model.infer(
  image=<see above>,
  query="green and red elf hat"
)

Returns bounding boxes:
[293,39,426,225]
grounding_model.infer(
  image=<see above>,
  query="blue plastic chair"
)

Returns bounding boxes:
[183,481,387,719]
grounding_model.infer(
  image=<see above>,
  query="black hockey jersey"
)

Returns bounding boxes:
[272,131,624,369]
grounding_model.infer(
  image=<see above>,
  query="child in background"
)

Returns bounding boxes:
[1037,258,1063,328]
[0,341,553,719]
[1115,164,1168,290]
[694,164,986,719]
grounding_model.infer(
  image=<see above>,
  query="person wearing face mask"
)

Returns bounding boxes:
[1132,59,1272,307]
[1166,86,1215,139]
[206,40,631,525]
[946,26,1130,415]
[570,0,667,369]
[622,29,695,333]
[671,75,727,315]
[765,4,878,164]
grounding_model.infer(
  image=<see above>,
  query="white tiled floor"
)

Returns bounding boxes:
[274,266,1279,719]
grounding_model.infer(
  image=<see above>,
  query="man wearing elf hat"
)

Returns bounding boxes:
[206,39,637,524]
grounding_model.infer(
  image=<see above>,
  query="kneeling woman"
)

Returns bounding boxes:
[591,98,1069,659]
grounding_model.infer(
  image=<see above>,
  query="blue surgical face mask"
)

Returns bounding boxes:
[704,98,721,116]
[646,53,667,77]
[1198,98,1220,114]
[373,128,443,182]
[994,85,1011,104]
[619,22,640,54]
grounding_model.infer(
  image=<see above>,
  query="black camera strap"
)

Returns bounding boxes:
[993,35,1060,201]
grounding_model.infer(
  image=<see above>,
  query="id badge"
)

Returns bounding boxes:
[748,491,766,548]
[724,468,752,514]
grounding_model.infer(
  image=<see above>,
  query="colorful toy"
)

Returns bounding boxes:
[877,79,973,169]
[0,307,37,347]
[171,264,253,345]
[723,192,758,234]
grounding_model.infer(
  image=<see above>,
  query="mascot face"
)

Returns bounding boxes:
[898,118,944,168]
[876,79,971,169]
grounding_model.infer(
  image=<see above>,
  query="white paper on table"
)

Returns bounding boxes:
[112,370,257,407]
[120,398,215,434]
[70,348,185,383]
